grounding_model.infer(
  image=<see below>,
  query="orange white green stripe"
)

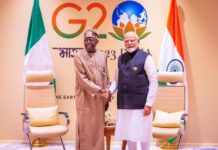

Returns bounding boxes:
[158,0,188,112]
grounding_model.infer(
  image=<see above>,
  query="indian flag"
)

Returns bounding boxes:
[24,0,53,73]
[158,0,188,110]
[159,0,188,142]
[158,0,186,84]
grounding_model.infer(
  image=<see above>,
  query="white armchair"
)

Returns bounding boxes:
[152,72,188,149]
[21,70,70,150]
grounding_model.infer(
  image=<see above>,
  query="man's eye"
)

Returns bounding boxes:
[85,38,96,42]
[125,40,135,43]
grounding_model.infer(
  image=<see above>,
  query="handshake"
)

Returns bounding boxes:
[99,89,112,111]
[99,89,112,102]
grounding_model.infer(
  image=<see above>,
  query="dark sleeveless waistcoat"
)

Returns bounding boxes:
[117,49,149,109]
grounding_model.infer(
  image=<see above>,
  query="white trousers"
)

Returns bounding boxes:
[115,109,153,142]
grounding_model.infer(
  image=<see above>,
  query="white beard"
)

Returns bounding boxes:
[126,47,137,53]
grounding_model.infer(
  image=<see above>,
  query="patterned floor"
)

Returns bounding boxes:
[0,143,218,150]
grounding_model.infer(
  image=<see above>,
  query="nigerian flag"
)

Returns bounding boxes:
[158,0,188,111]
[24,0,53,72]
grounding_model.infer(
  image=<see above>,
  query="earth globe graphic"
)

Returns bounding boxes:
[112,1,147,27]
[109,1,149,40]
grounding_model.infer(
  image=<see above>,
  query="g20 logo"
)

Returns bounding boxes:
[109,1,151,41]
[52,1,150,40]
[52,3,107,39]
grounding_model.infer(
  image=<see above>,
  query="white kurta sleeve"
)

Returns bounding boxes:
[109,63,118,94]
[144,55,158,107]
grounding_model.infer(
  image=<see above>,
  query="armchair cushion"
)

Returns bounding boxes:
[153,110,184,128]
[29,125,68,138]
[27,105,59,126]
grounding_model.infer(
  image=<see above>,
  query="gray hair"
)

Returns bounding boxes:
[124,31,139,40]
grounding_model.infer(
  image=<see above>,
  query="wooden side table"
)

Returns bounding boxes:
[104,126,127,150]
[104,126,115,150]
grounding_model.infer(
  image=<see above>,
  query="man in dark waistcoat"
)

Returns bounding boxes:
[109,31,158,150]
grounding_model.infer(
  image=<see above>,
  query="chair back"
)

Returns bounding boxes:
[24,70,56,108]
[153,72,185,113]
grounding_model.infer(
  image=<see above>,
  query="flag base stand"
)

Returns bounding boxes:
[32,138,47,147]
[160,139,177,150]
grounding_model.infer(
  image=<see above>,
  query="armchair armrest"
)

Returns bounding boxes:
[180,113,188,125]
[58,112,70,130]
[180,113,188,134]
[181,113,188,121]
[21,113,30,134]
[21,113,29,120]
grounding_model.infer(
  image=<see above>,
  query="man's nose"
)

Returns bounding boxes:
[127,41,132,44]
[86,39,92,43]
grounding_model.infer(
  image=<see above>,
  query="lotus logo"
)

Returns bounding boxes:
[109,1,151,41]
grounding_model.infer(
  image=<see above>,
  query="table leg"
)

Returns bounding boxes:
[122,140,127,150]
[106,135,111,150]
